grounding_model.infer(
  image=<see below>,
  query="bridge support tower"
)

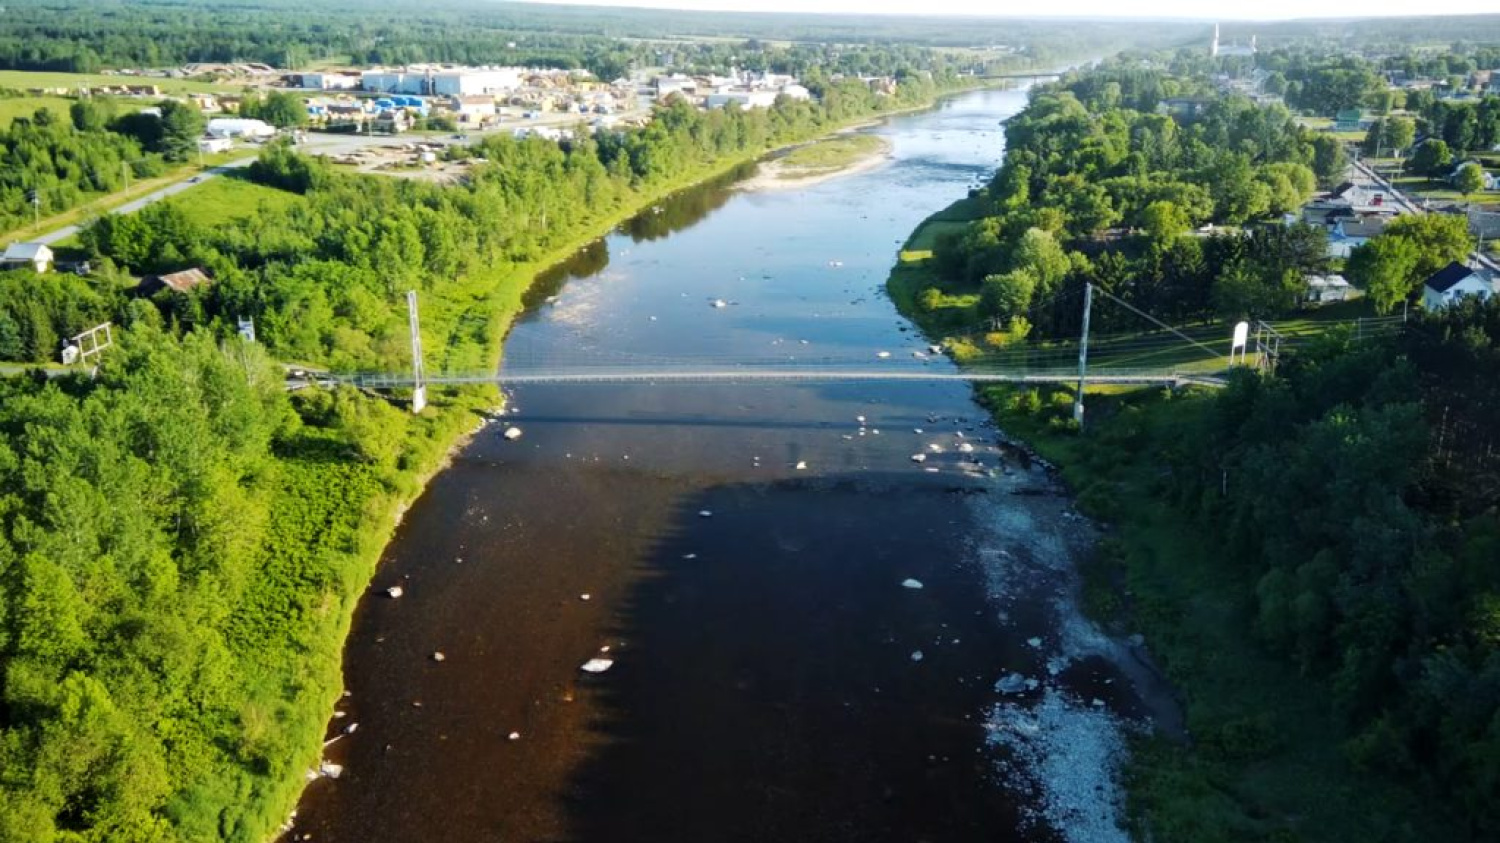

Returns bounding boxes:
[407,290,427,413]
[1072,282,1093,428]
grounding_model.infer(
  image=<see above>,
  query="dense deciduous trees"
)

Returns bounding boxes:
[927,59,1323,339]
[0,103,164,233]
[1149,303,1500,840]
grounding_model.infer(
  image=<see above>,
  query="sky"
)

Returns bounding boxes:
[514,0,1497,20]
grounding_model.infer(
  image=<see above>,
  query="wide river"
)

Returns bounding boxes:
[291,87,1173,843]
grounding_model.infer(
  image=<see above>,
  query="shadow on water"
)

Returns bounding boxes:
[555,471,1038,843]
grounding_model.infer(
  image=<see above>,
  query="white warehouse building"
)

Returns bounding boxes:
[205,118,276,139]
[361,66,525,96]
[705,89,780,109]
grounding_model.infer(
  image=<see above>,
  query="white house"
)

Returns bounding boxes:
[1,242,54,273]
[206,118,275,139]
[1422,261,1495,310]
[450,95,497,123]
[1448,161,1497,191]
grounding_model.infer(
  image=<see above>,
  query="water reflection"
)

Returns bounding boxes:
[619,161,756,243]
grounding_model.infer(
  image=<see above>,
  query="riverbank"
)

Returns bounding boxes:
[884,201,1456,840]
[736,135,893,192]
[264,79,1004,842]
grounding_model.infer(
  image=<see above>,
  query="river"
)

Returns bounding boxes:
[290,86,1174,843]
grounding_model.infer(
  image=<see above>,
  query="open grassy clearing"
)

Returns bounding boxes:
[0,94,73,126]
[776,134,888,176]
[3,151,246,243]
[0,69,236,95]
[163,173,305,227]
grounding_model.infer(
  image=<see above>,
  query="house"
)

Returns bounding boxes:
[1302,181,1398,225]
[1448,161,1497,191]
[450,94,497,124]
[135,268,212,297]
[1422,261,1494,310]
[1326,216,1388,258]
[1306,273,1355,303]
[372,109,410,134]
[1,242,54,273]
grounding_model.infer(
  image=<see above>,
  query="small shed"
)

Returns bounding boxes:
[1306,273,1355,303]
[136,268,213,297]
[1,242,54,273]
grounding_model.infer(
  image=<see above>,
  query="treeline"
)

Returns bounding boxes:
[1132,303,1500,839]
[922,59,1328,341]
[77,79,958,372]
[0,0,1186,77]
[0,97,204,235]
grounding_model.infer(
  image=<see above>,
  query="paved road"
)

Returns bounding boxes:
[35,156,258,246]
[1351,158,1500,275]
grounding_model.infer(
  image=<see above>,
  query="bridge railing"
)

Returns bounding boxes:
[337,365,1225,389]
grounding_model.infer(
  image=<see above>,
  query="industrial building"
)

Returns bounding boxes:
[360,66,526,96]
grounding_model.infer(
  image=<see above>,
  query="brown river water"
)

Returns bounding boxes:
[287,87,1176,843]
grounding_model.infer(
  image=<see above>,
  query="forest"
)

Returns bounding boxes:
[913,53,1331,343]
[984,300,1500,841]
[0,96,204,236]
[0,0,1181,79]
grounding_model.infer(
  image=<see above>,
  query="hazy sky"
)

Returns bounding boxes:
[515,0,1495,20]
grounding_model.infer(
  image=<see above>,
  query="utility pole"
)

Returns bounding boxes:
[122,161,131,194]
[407,290,427,414]
[28,190,39,229]
[1072,282,1092,428]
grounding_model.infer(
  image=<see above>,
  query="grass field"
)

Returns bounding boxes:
[2,151,247,244]
[0,69,235,95]
[164,173,305,227]
[0,94,74,127]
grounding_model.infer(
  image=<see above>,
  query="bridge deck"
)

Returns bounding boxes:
[341,368,1225,388]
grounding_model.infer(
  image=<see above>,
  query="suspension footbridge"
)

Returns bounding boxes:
[307,285,1406,425]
